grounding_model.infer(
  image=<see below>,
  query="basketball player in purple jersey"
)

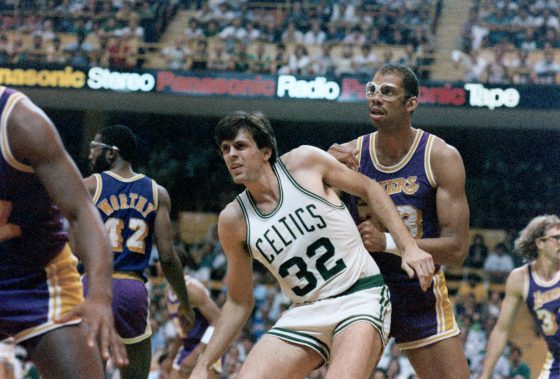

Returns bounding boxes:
[166,273,221,379]
[329,64,470,378]
[0,86,127,378]
[481,215,560,379]
[84,124,194,379]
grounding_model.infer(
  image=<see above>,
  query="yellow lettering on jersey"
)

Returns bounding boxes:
[534,288,560,310]
[109,195,120,211]
[379,176,419,196]
[129,193,138,208]
[119,194,129,209]
[0,200,22,241]
[135,196,147,214]
[97,199,113,216]
[141,203,155,217]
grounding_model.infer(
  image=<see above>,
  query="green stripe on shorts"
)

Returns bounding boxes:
[267,327,330,362]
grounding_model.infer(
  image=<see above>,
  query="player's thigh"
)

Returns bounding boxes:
[120,338,151,379]
[24,323,104,379]
[406,335,469,379]
[239,334,323,379]
[327,321,383,379]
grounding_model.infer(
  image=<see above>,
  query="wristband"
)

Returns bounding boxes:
[384,233,400,255]
[201,326,215,344]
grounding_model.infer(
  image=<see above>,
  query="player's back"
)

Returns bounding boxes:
[0,86,67,274]
[92,171,157,279]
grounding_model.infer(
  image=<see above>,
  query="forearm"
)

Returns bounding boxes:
[480,328,509,378]
[160,253,190,306]
[196,299,252,370]
[70,205,112,303]
[366,187,416,252]
[415,236,467,267]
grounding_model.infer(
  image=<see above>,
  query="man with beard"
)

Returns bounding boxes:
[84,124,194,379]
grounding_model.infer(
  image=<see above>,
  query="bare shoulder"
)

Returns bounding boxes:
[429,135,465,184]
[8,98,60,164]
[505,265,528,296]
[430,135,463,163]
[281,145,334,172]
[218,200,246,238]
[156,182,171,207]
[83,174,97,195]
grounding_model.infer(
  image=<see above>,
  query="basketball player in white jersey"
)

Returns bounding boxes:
[191,111,434,379]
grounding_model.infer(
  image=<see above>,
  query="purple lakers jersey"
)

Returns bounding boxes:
[527,264,560,377]
[92,171,157,279]
[0,86,68,274]
[351,129,439,277]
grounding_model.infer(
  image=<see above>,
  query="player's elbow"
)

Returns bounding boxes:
[450,243,469,267]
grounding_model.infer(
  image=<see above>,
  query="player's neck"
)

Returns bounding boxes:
[246,164,280,214]
[108,161,136,178]
[534,256,560,281]
[375,125,417,164]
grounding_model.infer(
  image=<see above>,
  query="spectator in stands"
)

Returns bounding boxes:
[352,43,377,76]
[184,18,204,40]
[508,345,530,379]
[0,34,9,64]
[458,272,488,303]
[466,233,488,269]
[483,242,514,283]
[281,44,311,75]
[281,21,304,44]
[27,34,46,64]
[532,48,560,84]
[161,36,191,70]
[189,38,209,71]
[303,18,327,45]
[334,43,355,75]
[308,41,333,75]
[115,14,145,41]
[10,36,27,64]
[231,41,252,72]
[260,19,282,44]
[285,0,310,32]
[271,42,288,74]
[207,42,232,71]
[250,42,272,74]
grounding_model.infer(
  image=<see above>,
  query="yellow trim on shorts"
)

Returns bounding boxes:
[121,306,152,345]
[112,272,144,281]
[397,271,460,351]
[14,245,83,343]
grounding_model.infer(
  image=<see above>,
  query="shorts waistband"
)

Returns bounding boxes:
[334,274,385,298]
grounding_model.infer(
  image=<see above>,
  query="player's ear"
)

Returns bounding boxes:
[106,148,118,163]
[406,96,418,113]
[262,147,272,162]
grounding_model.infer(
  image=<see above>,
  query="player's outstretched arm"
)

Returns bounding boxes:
[479,267,525,379]
[155,185,195,333]
[287,146,435,291]
[191,202,255,379]
[8,98,127,366]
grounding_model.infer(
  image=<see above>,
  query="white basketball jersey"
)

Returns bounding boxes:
[236,160,381,304]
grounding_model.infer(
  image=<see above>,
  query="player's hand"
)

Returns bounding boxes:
[357,219,386,252]
[400,246,435,291]
[56,298,128,367]
[177,303,196,336]
[327,143,359,170]
[190,361,212,379]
